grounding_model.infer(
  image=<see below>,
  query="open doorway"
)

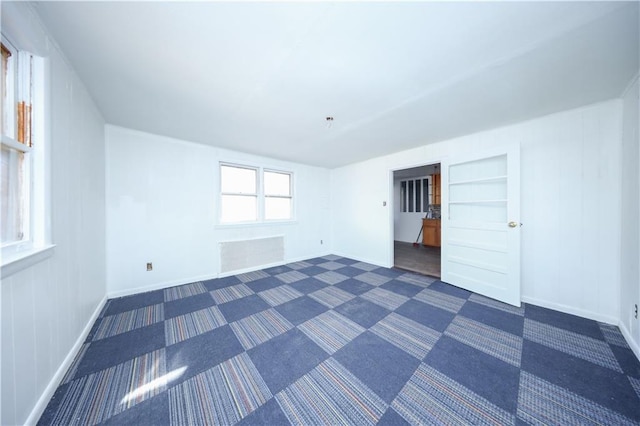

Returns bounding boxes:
[392,163,441,277]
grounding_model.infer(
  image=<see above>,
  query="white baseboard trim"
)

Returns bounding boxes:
[25,295,108,426]
[108,252,333,299]
[521,296,618,325]
[619,321,640,362]
[108,273,220,299]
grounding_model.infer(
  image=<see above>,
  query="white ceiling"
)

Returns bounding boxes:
[32,1,639,168]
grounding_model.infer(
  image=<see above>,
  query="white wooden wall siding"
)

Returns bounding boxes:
[332,99,623,326]
[1,4,107,425]
[619,75,640,359]
[105,125,331,298]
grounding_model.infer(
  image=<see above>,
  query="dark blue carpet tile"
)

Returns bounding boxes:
[248,329,328,394]
[166,324,244,382]
[525,303,604,340]
[164,292,216,319]
[244,276,286,292]
[39,255,640,426]
[303,257,327,265]
[335,265,369,277]
[334,331,420,403]
[521,339,640,421]
[236,397,290,426]
[395,299,455,332]
[459,300,525,336]
[333,257,360,265]
[425,335,521,413]
[218,294,271,323]
[103,289,164,316]
[75,322,165,378]
[334,297,392,328]
[377,407,410,426]
[288,277,328,294]
[612,345,640,377]
[380,279,423,297]
[263,265,293,275]
[203,275,241,291]
[428,280,472,299]
[275,295,328,325]
[371,267,404,279]
[334,278,375,295]
[296,265,327,277]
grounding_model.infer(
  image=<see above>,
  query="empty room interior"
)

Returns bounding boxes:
[2,2,640,425]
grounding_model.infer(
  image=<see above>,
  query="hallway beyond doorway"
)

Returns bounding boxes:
[394,240,441,278]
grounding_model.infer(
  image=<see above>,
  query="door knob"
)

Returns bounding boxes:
[508,221,518,228]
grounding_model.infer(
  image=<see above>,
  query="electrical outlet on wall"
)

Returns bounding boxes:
[147,262,153,271]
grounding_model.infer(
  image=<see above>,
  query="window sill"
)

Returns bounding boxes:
[1,244,56,279]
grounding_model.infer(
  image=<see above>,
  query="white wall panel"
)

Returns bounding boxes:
[0,4,107,424]
[620,75,640,357]
[105,126,331,296]
[331,155,394,266]
[332,100,623,323]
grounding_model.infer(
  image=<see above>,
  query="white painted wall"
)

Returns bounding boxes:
[106,125,331,296]
[332,100,623,324]
[393,179,426,244]
[620,75,640,357]
[1,4,107,425]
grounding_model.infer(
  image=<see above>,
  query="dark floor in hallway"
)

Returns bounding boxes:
[394,241,441,278]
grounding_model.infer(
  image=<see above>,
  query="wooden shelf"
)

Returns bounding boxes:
[432,173,441,205]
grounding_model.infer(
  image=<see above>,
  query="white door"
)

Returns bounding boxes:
[441,144,521,306]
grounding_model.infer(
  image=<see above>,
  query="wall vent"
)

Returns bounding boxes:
[220,236,284,274]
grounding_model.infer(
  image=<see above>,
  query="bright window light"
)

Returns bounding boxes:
[220,194,258,223]
[220,165,256,194]
[219,164,293,224]
[264,171,290,196]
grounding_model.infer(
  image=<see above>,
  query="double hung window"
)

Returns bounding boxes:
[220,164,258,223]
[264,170,292,221]
[220,163,293,224]
[1,38,33,250]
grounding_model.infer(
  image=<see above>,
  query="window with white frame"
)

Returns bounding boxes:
[219,163,293,224]
[264,170,292,220]
[220,164,258,223]
[1,38,33,249]
[400,176,431,213]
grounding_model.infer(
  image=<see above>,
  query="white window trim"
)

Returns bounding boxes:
[400,175,432,213]
[1,244,55,278]
[218,162,295,226]
[1,35,53,278]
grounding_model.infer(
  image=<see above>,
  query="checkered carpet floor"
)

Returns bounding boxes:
[39,255,640,425]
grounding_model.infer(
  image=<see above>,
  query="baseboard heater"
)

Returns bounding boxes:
[220,236,284,274]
